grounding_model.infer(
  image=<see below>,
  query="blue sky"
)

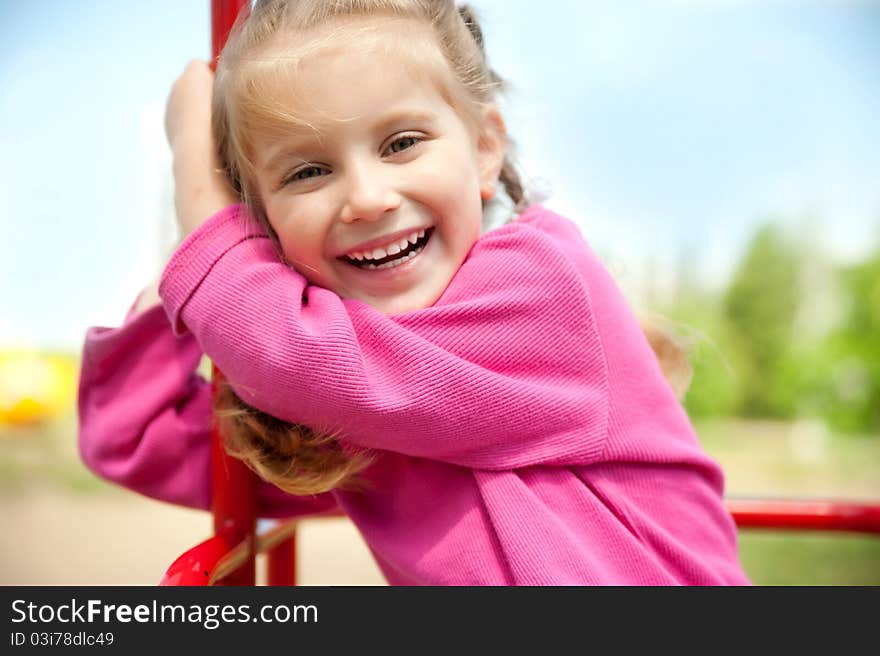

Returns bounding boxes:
[2,0,878,351]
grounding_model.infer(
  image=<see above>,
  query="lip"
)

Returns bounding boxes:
[334,225,433,259]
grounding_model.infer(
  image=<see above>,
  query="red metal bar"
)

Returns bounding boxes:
[159,529,241,586]
[206,0,256,586]
[726,498,880,534]
[211,0,251,69]
[210,370,257,585]
[266,535,298,586]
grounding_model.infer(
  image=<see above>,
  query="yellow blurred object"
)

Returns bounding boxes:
[0,351,78,426]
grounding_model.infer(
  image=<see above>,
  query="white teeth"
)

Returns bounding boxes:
[347,229,427,262]
[361,248,421,270]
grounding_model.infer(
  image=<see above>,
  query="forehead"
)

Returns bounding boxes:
[238,17,464,139]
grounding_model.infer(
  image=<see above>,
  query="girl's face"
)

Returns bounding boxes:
[250,22,507,315]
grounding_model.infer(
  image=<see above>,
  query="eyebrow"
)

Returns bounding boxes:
[372,108,438,135]
[259,108,439,175]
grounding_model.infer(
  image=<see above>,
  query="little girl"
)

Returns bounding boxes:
[78,0,749,585]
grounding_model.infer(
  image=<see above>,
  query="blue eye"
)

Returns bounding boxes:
[386,135,419,154]
[293,166,326,180]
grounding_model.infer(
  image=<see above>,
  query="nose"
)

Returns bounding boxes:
[338,161,401,224]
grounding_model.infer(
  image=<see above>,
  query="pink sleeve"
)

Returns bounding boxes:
[159,206,609,470]
[77,301,337,519]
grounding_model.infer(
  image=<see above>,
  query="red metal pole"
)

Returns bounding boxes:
[266,538,298,586]
[209,0,255,586]
[211,0,251,70]
[726,498,880,534]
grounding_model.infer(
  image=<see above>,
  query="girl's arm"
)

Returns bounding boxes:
[165,60,237,239]
[159,206,610,471]
[77,299,337,519]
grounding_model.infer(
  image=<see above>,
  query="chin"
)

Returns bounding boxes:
[373,295,431,316]
[369,287,444,316]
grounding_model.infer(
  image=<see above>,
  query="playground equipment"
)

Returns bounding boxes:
[159,0,880,586]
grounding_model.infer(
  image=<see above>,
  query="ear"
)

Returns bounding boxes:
[475,104,508,201]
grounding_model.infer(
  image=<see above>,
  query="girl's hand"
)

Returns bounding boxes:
[165,60,238,237]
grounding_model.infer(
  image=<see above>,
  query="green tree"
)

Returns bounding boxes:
[818,252,880,432]
[722,223,802,417]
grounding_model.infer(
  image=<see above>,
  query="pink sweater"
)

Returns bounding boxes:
[79,204,749,585]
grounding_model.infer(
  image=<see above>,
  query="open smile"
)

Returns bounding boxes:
[339,228,435,271]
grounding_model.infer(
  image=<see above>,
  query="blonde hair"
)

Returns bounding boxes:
[640,314,694,401]
[211,0,691,496]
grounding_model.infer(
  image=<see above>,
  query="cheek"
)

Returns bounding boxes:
[438,197,482,261]
[265,219,311,272]
[278,227,322,266]
[412,141,482,198]
[266,200,321,253]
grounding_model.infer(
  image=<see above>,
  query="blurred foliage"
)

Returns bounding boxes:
[666,219,880,434]
[819,255,880,432]
[723,224,802,418]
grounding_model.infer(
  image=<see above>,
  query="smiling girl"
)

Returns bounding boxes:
[78,0,749,585]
